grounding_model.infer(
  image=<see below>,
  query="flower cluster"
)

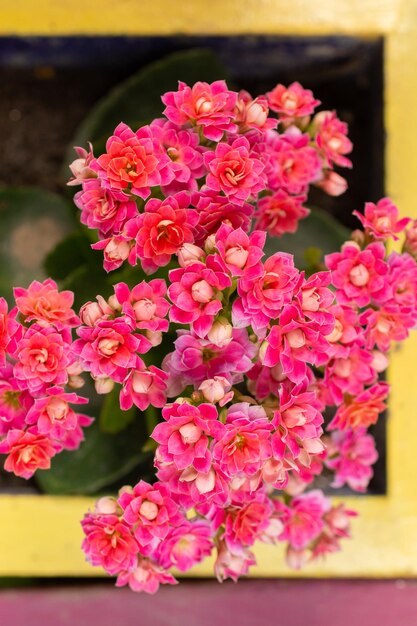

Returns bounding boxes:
[0,280,92,478]
[3,79,416,593]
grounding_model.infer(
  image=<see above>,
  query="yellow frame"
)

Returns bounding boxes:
[1,0,417,578]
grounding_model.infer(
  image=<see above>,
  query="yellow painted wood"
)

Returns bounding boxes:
[0,0,402,36]
[2,0,417,578]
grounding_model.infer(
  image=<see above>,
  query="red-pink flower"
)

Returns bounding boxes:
[74,179,138,236]
[81,513,138,575]
[14,324,71,394]
[157,520,214,571]
[235,91,277,131]
[114,280,169,332]
[353,197,410,241]
[0,429,57,478]
[93,123,171,199]
[120,363,168,411]
[325,429,378,492]
[212,403,272,477]
[116,558,177,594]
[314,110,352,168]
[152,402,221,473]
[168,256,231,338]
[204,137,267,205]
[162,80,238,141]
[256,190,309,237]
[0,364,26,436]
[325,242,389,308]
[328,382,389,431]
[224,493,273,554]
[14,279,79,328]
[0,298,18,365]
[119,480,182,550]
[193,192,254,244]
[74,317,141,382]
[267,82,320,118]
[126,191,199,273]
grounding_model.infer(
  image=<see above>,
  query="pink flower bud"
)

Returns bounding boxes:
[207,317,233,347]
[94,496,119,515]
[316,171,348,196]
[67,374,85,389]
[177,243,205,267]
[224,244,249,269]
[191,280,214,303]
[139,500,159,521]
[94,376,115,395]
[199,376,231,403]
[286,546,308,570]
[349,264,370,286]
[371,350,388,373]
[245,99,268,127]
[178,422,203,444]
[46,398,69,422]
[133,299,157,321]
[105,238,131,264]
[301,287,321,312]
[80,301,105,326]
[132,371,152,394]
[145,330,163,347]
[204,234,216,254]
[286,329,306,349]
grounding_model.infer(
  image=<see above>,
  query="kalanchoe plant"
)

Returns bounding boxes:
[1,74,417,594]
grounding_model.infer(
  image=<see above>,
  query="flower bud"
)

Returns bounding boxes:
[199,376,231,403]
[207,317,233,347]
[145,330,163,347]
[79,301,104,326]
[204,234,216,254]
[177,243,205,267]
[94,496,119,515]
[94,376,115,395]
[315,171,348,197]
[224,244,249,269]
[191,280,214,303]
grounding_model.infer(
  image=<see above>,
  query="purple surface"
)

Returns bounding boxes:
[1,580,417,626]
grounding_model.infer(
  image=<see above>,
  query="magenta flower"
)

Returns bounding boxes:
[157,520,214,571]
[114,280,169,333]
[387,251,417,311]
[353,197,410,241]
[162,80,238,141]
[325,345,376,404]
[266,130,322,194]
[152,402,221,473]
[193,192,254,244]
[325,429,378,492]
[325,242,389,308]
[120,363,168,411]
[116,558,177,594]
[276,490,331,550]
[0,428,58,478]
[204,137,267,205]
[81,513,138,575]
[168,256,231,338]
[267,82,320,118]
[119,480,182,550]
[215,224,265,276]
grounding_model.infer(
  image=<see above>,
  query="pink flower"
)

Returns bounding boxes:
[120,363,168,411]
[214,541,256,582]
[353,197,410,241]
[74,179,138,236]
[204,137,266,205]
[235,91,277,131]
[224,493,273,554]
[81,512,138,575]
[157,520,213,571]
[360,305,413,351]
[168,256,231,338]
[126,191,199,273]
[325,242,389,308]
[215,224,265,276]
[152,402,221,472]
[0,429,57,478]
[315,170,348,196]
[14,279,79,328]
[74,317,141,382]
[404,219,417,258]
[92,235,135,273]
[267,82,320,118]
[0,298,18,365]
[264,129,322,194]
[14,324,71,394]
[256,190,309,237]
[25,386,91,441]
[276,490,331,550]
[387,252,417,311]
[325,429,378,492]
[119,480,182,550]
[67,144,95,186]
[116,558,177,594]
[93,123,171,200]
[328,381,389,430]
[150,119,206,193]
[193,192,254,244]
[233,252,302,334]
[212,403,272,477]
[162,80,238,141]
[199,376,233,405]
[314,110,352,168]
[0,364,26,436]
[114,280,169,332]
[325,345,376,404]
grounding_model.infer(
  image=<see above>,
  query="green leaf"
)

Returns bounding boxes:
[35,415,150,495]
[64,49,228,166]
[99,385,136,434]
[264,208,350,268]
[44,233,103,281]
[0,187,74,303]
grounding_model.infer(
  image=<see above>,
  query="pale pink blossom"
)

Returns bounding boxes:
[67,144,95,186]
[214,541,256,582]
[235,91,277,131]
[116,558,177,593]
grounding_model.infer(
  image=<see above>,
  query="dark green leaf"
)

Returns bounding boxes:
[35,415,150,495]
[0,187,74,303]
[99,385,136,434]
[64,49,228,167]
[44,233,103,281]
[264,208,350,268]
